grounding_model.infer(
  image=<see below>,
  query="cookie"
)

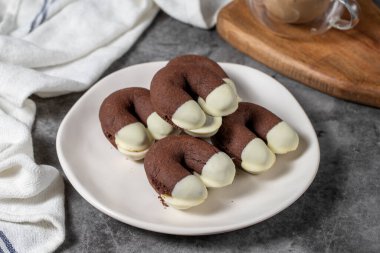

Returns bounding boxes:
[99,87,176,160]
[211,102,299,173]
[150,55,239,137]
[144,135,236,209]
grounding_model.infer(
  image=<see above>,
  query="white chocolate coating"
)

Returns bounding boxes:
[115,122,154,152]
[184,115,222,138]
[114,122,154,160]
[198,82,239,117]
[267,121,299,154]
[223,78,242,102]
[241,138,276,173]
[161,175,208,209]
[147,112,176,140]
[172,100,206,130]
[200,152,236,187]
[185,128,219,138]
[117,146,150,160]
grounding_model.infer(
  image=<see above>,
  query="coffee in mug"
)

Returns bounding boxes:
[264,0,332,24]
[248,0,360,36]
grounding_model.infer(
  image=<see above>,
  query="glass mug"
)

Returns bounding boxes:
[247,0,360,36]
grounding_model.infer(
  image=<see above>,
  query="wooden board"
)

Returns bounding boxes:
[217,0,380,108]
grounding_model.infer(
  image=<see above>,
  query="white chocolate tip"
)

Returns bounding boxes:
[200,152,236,188]
[267,121,299,154]
[162,175,208,209]
[172,100,206,130]
[198,82,239,117]
[241,138,276,173]
[223,78,242,102]
[184,115,222,138]
[117,146,150,160]
[115,122,153,160]
[115,122,153,152]
[147,112,175,140]
[184,129,219,138]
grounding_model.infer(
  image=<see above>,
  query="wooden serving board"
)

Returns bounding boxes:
[217,0,380,108]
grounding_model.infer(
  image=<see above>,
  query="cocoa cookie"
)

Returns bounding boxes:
[211,102,299,173]
[167,55,229,78]
[150,55,240,137]
[144,135,236,209]
[99,87,175,160]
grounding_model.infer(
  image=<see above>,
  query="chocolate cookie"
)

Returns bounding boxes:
[211,102,299,173]
[99,87,175,160]
[150,55,239,135]
[144,135,236,209]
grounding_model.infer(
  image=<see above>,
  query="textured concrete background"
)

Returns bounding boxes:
[32,10,380,253]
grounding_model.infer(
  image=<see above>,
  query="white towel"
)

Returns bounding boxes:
[0,0,229,252]
[155,0,231,29]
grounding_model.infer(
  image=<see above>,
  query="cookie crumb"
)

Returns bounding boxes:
[158,196,169,207]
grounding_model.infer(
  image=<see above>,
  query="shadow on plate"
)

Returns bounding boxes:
[259,133,309,181]
[187,169,259,215]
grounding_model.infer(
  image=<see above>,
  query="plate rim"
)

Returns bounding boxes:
[56,61,320,235]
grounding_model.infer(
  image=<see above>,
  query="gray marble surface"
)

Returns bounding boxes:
[32,11,380,253]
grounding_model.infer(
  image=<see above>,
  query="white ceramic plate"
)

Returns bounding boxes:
[57,62,320,235]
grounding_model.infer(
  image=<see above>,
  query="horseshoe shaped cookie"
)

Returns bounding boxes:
[144,135,236,209]
[150,55,239,137]
[99,87,176,160]
[211,102,299,173]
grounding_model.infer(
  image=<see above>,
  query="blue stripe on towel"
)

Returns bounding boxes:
[29,0,57,33]
[0,231,16,253]
[29,0,48,33]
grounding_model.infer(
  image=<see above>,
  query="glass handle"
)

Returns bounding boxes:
[332,0,360,30]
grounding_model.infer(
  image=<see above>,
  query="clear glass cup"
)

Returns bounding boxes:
[247,0,360,37]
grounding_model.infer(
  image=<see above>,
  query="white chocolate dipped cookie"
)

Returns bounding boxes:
[150,55,240,138]
[99,88,177,160]
[144,135,236,209]
[211,102,299,173]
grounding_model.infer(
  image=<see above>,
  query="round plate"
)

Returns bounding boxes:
[57,62,320,235]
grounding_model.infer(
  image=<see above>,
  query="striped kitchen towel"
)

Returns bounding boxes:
[0,0,230,252]
[0,0,158,252]
[0,231,16,253]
